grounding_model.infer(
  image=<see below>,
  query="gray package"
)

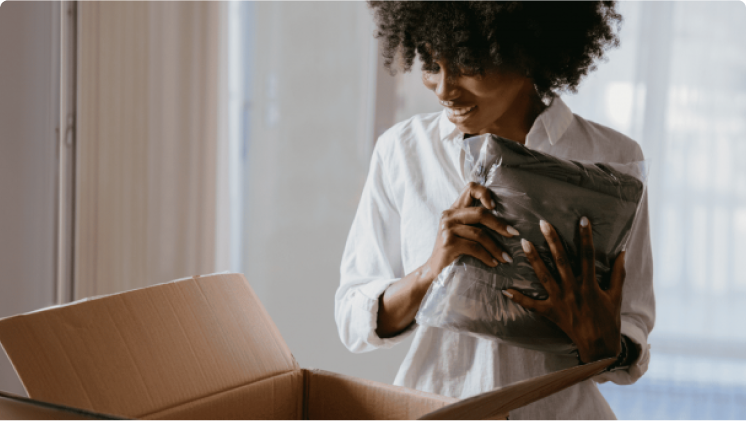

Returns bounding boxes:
[415,134,647,354]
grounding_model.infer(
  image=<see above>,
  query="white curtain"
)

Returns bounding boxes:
[75,2,225,298]
[561,2,745,419]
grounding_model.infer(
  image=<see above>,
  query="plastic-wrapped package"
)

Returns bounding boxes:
[415,134,648,354]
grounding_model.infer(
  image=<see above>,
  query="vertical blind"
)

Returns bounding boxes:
[75,2,224,298]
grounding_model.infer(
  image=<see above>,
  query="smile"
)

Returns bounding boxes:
[446,105,476,119]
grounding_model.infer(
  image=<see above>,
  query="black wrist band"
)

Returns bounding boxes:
[604,336,630,372]
[574,336,631,370]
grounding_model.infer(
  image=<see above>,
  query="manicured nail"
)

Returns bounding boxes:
[539,220,551,235]
[501,290,513,299]
[521,238,532,253]
[492,258,499,266]
[502,252,513,264]
[507,225,520,236]
[580,216,589,227]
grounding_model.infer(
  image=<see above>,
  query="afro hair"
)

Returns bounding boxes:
[368,1,622,99]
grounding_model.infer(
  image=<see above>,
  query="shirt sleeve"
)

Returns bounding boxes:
[334,137,417,353]
[594,183,655,385]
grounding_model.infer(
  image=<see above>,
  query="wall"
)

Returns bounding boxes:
[240,2,416,385]
[0,1,58,396]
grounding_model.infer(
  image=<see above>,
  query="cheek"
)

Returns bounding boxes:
[475,85,519,111]
[422,72,437,91]
[471,74,521,101]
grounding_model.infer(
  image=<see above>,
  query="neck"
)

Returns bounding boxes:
[475,88,546,144]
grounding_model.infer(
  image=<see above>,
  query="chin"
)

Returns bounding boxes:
[448,113,487,136]
[454,122,482,137]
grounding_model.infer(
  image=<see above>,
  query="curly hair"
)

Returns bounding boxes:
[368,1,622,99]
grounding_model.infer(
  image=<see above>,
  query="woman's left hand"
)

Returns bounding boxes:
[503,217,626,363]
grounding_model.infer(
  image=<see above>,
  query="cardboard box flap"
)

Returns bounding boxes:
[0,273,298,418]
[419,358,615,420]
[0,391,126,420]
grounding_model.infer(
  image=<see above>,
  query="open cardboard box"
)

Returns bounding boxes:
[0,273,613,419]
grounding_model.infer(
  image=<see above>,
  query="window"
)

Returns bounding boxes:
[562,3,745,419]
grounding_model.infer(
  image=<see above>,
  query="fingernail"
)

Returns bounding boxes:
[521,238,532,253]
[580,216,589,227]
[501,290,513,299]
[539,220,551,235]
[507,225,520,236]
[490,199,495,209]
[502,252,513,264]
[492,258,499,266]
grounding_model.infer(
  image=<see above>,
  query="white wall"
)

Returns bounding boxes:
[0,1,58,396]
[240,2,416,385]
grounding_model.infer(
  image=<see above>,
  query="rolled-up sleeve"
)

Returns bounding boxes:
[595,186,655,385]
[335,137,417,353]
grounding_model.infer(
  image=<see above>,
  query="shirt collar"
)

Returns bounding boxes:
[530,95,574,146]
[438,109,462,142]
[438,95,574,146]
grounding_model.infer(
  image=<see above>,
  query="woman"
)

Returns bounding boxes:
[335,2,654,419]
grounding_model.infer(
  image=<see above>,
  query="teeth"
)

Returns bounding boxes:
[449,106,475,117]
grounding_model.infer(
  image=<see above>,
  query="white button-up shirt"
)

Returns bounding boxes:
[335,97,655,419]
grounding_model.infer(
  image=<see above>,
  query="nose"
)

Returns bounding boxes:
[434,70,460,102]
[424,65,460,102]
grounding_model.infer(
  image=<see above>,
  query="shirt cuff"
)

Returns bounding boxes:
[351,278,418,351]
[593,319,650,385]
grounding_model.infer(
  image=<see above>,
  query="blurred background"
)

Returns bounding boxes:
[0,1,744,419]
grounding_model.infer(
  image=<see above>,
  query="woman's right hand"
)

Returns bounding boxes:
[376,182,518,338]
[421,182,519,287]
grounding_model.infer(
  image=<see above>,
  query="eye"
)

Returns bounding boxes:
[458,67,480,77]
[423,63,441,74]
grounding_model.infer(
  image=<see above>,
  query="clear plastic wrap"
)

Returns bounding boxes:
[415,134,648,354]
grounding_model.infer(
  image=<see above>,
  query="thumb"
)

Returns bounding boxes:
[609,251,626,301]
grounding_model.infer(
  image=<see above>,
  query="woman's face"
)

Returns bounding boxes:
[422,59,536,140]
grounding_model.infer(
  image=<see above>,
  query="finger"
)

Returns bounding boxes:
[502,289,552,316]
[539,220,575,287]
[579,216,597,291]
[609,251,626,302]
[447,207,519,237]
[451,182,495,210]
[441,231,500,267]
[451,225,513,263]
[520,238,560,296]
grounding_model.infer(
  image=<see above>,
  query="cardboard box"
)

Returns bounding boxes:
[0,273,613,419]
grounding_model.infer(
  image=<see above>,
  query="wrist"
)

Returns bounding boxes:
[576,334,621,364]
[396,262,436,311]
[413,261,438,291]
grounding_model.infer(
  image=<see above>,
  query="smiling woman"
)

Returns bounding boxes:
[335,2,653,420]
[382,0,745,379]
